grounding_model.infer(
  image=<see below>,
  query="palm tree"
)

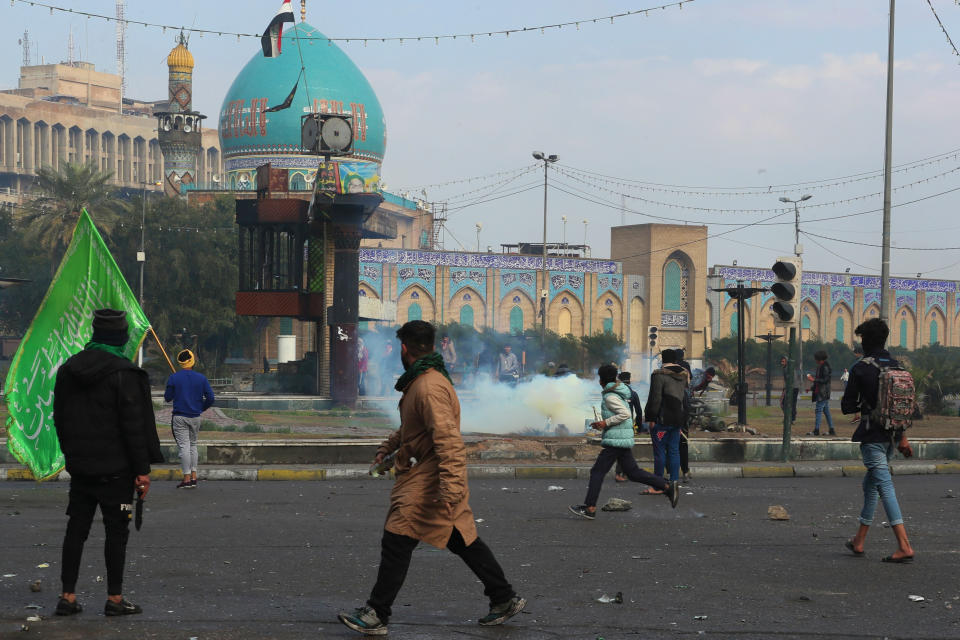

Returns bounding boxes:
[22,162,127,269]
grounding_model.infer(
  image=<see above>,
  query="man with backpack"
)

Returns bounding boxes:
[841,318,915,563]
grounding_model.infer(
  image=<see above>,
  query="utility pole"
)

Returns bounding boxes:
[757,331,783,406]
[779,194,811,377]
[880,0,896,322]
[716,280,764,427]
[532,151,558,345]
[137,180,146,366]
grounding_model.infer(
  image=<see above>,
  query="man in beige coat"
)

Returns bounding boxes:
[339,321,525,636]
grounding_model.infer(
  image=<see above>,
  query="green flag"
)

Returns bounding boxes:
[3,209,150,480]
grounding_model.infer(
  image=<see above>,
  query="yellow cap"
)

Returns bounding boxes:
[177,349,195,369]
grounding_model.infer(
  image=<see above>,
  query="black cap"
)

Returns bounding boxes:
[91,308,129,346]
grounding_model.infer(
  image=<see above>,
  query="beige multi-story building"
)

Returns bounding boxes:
[0,59,221,208]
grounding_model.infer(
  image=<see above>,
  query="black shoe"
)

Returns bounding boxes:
[176,479,193,489]
[806,431,820,436]
[104,599,142,616]
[568,504,596,520]
[665,481,680,508]
[478,596,526,626]
[829,431,837,436]
[55,597,82,616]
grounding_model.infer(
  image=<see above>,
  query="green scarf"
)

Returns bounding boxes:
[394,351,452,392]
[85,340,128,360]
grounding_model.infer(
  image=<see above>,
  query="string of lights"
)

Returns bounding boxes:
[925,0,960,62]
[554,163,960,215]
[559,146,960,195]
[436,166,540,203]
[396,165,538,193]
[11,0,693,46]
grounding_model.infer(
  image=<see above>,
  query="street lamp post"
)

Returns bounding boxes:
[561,215,567,250]
[475,222,482,252]
[582,219,589,253]
[137,180,148,367]
[778,194,811,374]
[533,151,558,344]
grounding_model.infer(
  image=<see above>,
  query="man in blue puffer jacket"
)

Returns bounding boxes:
[569,365,679,519]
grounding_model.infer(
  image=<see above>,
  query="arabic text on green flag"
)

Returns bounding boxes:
[3,209,150,480]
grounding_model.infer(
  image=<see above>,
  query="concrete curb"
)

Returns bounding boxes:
[3,461,960,482]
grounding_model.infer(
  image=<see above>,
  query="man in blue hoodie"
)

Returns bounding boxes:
[569,364,678,519]
[164,349,215,489]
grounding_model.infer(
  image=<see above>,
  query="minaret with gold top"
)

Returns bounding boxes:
[155,32,206,197]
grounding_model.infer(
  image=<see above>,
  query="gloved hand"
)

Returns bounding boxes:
[590,420,606,431]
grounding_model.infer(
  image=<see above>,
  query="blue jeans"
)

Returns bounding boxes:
[652,424,681,481]
[651,428,666,477]
[859,442,904,526]
[814,399,834,433]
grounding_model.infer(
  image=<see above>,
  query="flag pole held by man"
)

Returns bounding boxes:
[3,209,153,480]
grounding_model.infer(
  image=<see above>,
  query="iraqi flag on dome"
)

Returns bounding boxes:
[261,0,295,58]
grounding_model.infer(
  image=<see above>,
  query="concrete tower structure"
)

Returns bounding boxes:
[155,33,205,196]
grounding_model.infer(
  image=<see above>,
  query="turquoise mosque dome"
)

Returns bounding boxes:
[218,22,386,189]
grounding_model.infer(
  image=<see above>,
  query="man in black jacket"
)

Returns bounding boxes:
[806,350,835,436]
[840,318,914,563]
[53,309,164,617]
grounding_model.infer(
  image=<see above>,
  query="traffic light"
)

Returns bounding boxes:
[648,325,659,349]
[770,256,802,326]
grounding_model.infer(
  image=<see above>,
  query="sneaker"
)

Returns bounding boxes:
[828,431,837,436]
[665,481,680,508]
[478,596,526,626]
[568,504,596,520]
[681,472,692,483]
[176,479,193,489]
[104,599,142,616]
[338,605,388,636]
[55,597,82,616]
[189,478,198,488]
[806,431,820,436]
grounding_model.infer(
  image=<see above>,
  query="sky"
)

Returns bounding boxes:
[4,0,960,280]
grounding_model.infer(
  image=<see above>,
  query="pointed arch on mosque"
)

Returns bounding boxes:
[897,306,916,350]
[448,285,486,328]
[629,296,646,352]
[397,284,435,323]
[550,289,584,336]
[498,290,535,336]
[925,307,947,346]
[662,250,693,313]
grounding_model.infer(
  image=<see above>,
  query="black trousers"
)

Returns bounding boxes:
[585,446,667,507]
[367,527,515,622]
[61,474,134,596]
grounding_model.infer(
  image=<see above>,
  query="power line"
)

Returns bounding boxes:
[560,146,960,195]
[925,0,960,61]
[802,230,960,252]
[12,0,695,46]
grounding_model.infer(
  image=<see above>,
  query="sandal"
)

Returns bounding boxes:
[640,488,664,495]
[845,539,864,556]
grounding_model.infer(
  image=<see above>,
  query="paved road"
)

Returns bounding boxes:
[1,475,958,639]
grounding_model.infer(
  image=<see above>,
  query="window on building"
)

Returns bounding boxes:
[930,319,939,345]
[408,303,422,322]
[509,306,523,335]
[730,311,739,335]
[460,304,474,328]
[900,318,908,347]
[290,173,307,190]
[802,316,811,332]
[835,317,844,343]
[664,260,683,311]
[603,310,614,334]
[279,317,293,334]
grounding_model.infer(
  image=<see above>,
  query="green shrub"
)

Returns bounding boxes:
[199,420,219,431]
[241,423,262,433]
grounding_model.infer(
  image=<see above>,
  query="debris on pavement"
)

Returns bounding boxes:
[767,505,790,520]
[547,486,564,492]
[29,580,41,592]
[35,563,49,569]
[596,592,623,604]
[601,497,631,511]
[908,595,925,602]
[694,615,708,620]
